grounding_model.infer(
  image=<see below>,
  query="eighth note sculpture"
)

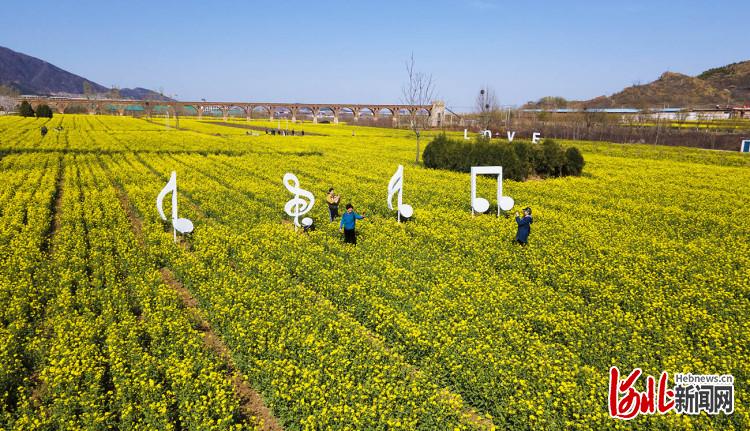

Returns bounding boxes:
[283,173,315,230]
[387,164,413,222]
[156,171,194,242]
[470,166,514,217]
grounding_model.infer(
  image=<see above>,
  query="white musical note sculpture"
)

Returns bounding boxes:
[156,171,194,242]
[470,166,514,217]
[283,173,315,230]
[387,165,414,222]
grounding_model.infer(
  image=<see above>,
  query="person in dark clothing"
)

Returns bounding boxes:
[40,126,48,137]
[326,187,341,221]
[339,203,366,245]
[515,207,533,245]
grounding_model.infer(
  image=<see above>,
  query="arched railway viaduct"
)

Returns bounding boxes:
[18,97,447,127]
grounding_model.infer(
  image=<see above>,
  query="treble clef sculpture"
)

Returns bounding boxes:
[283,173,315,230]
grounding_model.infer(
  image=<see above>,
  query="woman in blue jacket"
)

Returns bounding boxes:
[515,207,533,245]
[339,203,366,245]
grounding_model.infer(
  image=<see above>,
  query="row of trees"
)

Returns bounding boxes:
[18,101,53,118]
[423,135,584,181]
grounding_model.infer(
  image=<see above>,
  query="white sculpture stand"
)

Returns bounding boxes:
[387,165,413,222]
[283,173,315,231]
[156,171,194,242]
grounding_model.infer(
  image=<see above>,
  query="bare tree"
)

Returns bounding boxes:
[476,86,499,131]
[83,81,94,99]
[401,53,436,163]
[109,85,121,99]
[0,85,19,114]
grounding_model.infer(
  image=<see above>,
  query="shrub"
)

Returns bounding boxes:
[512,141,535,178]
[423,135,584,180]
[536,139,566,176]
[35,104,53,118]
[19,101,35,117]
[564,147,585,176]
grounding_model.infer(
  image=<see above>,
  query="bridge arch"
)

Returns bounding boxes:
[358,107,375,117]
[226,105,248,119]
[181,104,200,117]
[339,107,355,121]
[295,107,314,122]
[249,105,271,120]
[272,106,293,120]
[201,105,224,118]
[415,107,431,116]
[377,107,395,116]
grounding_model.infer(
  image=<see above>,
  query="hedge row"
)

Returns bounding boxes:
[422,134,584,180]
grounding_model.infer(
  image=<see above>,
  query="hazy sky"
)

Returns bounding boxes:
[2,0,748,109]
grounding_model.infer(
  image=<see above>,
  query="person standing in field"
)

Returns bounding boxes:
[326,187,341,222]
[514,207,533,245]
[340,203,366,245]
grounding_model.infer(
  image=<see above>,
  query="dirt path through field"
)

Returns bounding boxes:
[101,159,284,431]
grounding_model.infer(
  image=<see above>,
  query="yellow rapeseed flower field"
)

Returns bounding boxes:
[0,114,747,430]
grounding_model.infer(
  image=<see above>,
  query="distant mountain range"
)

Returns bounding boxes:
[0,46,172,101]
[525,60,750,109]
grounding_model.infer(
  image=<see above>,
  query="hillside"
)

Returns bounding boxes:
[698,61,750,103]
[526,60,750,109]
[0,46,171,100]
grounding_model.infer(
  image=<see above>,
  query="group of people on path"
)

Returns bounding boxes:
[265,128,304,136]
[324,186,534,247]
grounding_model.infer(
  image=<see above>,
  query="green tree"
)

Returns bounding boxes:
[35,104,53,118]
[563,147,585,176]
[539,139,566,176]
[19,101,35,117]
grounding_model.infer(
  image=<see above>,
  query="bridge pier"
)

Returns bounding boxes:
[269,107,274,122]
[312,107,320,124]
[290,107,298,123]
[333,108,340,125]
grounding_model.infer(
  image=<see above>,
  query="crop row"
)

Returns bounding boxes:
[0,149,259,429]
[96,118,748,430]
[1,115,748,429]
